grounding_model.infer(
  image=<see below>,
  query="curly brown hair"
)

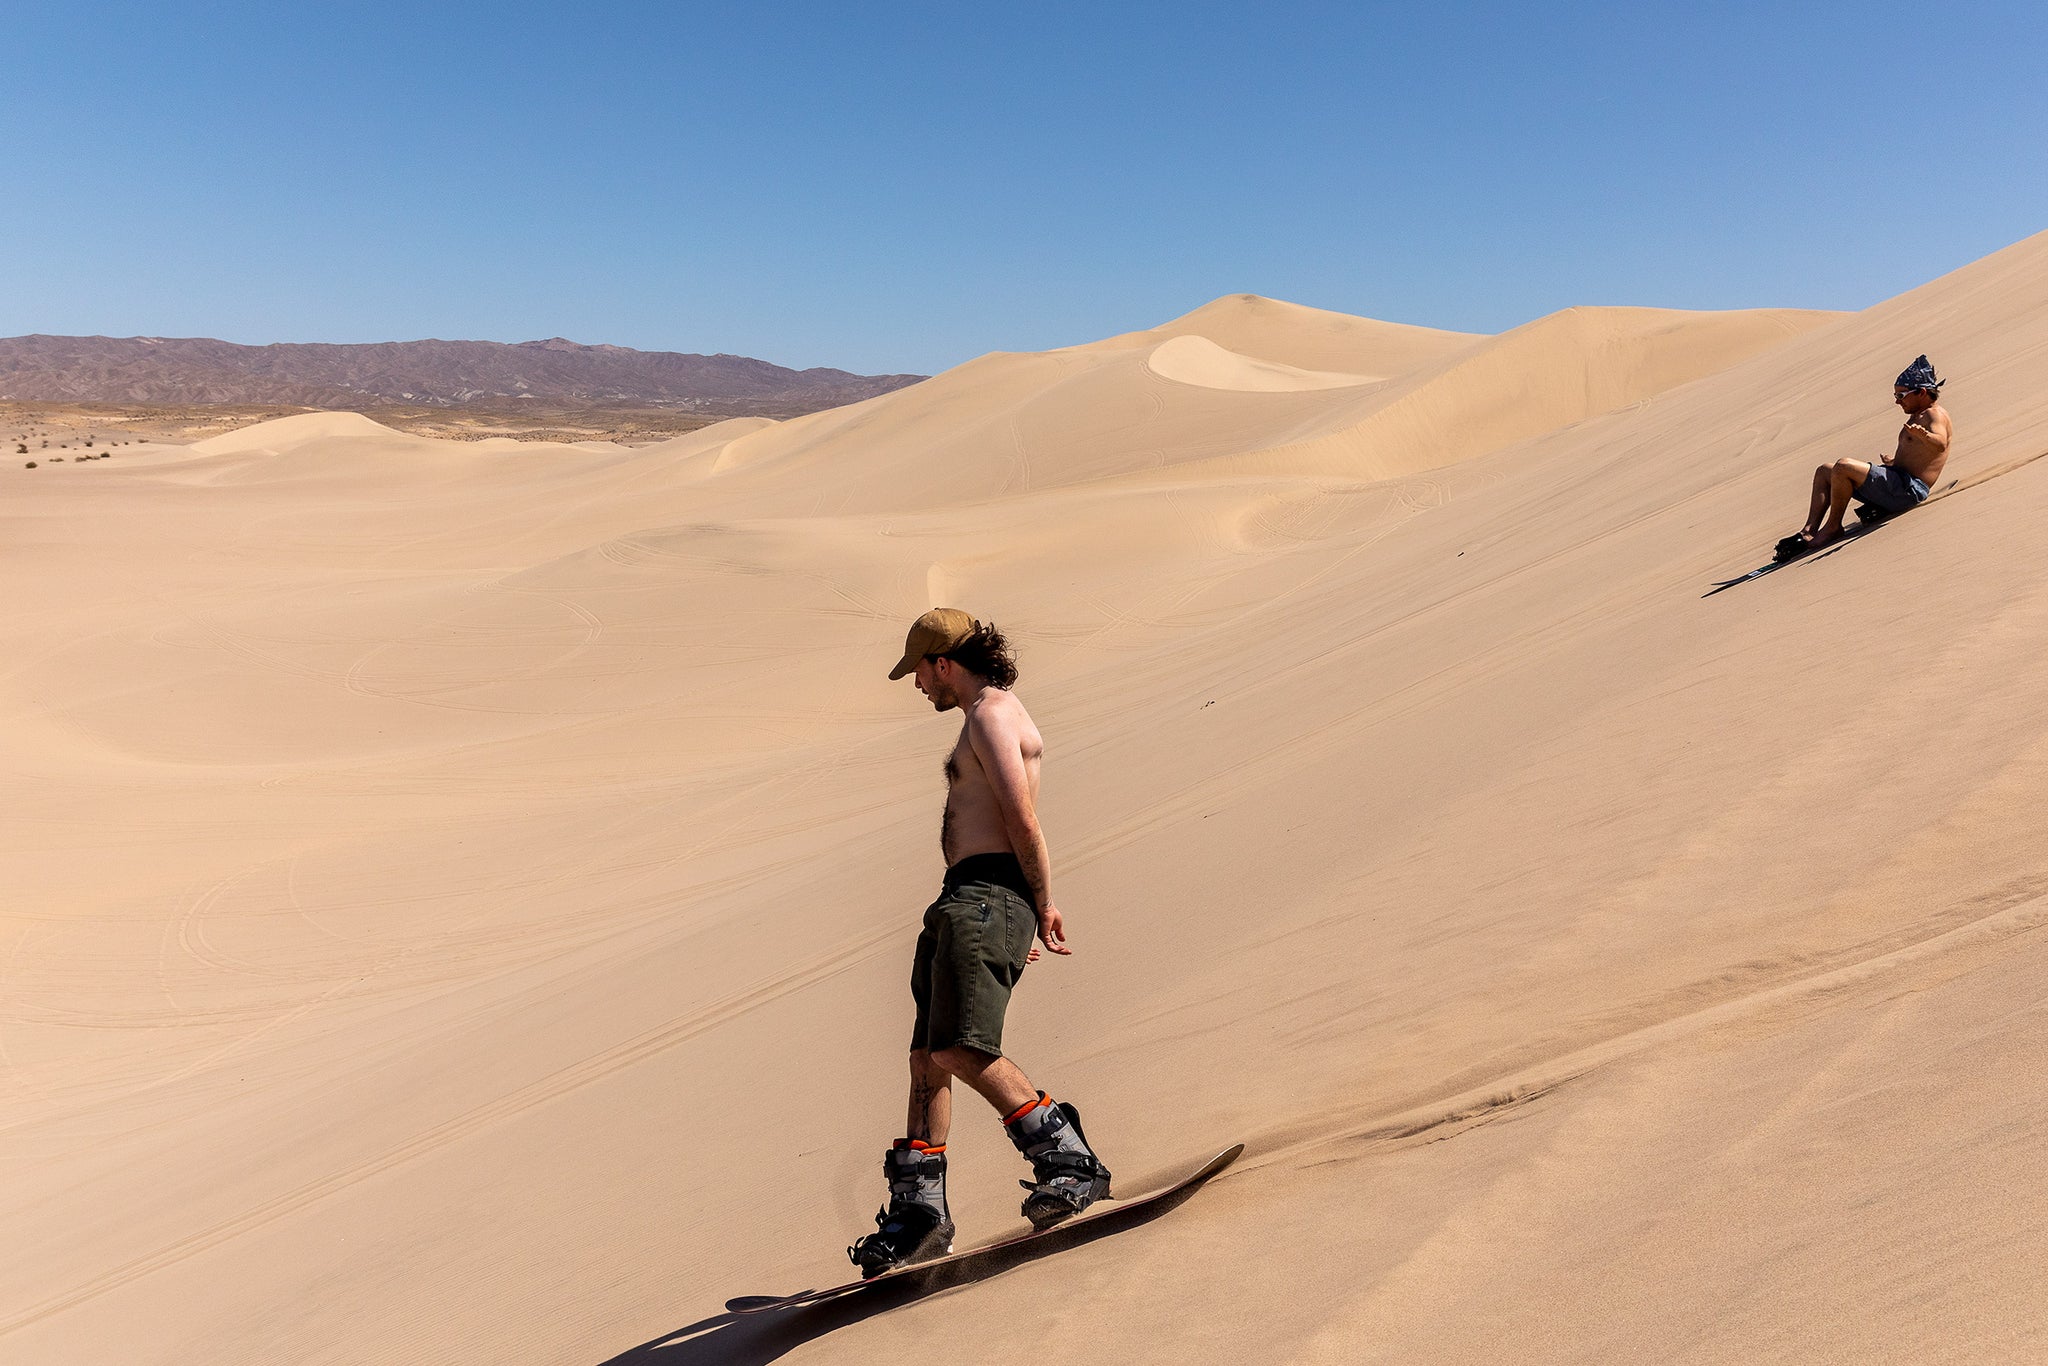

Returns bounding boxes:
[937,622,1019,689]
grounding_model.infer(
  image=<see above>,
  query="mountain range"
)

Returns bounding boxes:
[0,334,925,414]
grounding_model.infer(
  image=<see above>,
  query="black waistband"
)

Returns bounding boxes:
[943,852,1033,903]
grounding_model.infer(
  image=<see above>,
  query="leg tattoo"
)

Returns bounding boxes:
[909,1072,936,1142]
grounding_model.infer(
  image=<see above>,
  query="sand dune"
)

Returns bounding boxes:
[1082,291,1481,374]
[679,299,1842,512]
[5,233,2048,1365]
[635,415,778,459]
[1145,334,1381,391]
[186,408,417,454]
[1153,302,1847,485]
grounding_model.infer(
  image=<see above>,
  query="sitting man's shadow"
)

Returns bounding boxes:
[600,1174,1213,1366]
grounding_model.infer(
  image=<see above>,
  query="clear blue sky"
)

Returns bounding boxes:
[4,2,2043,375]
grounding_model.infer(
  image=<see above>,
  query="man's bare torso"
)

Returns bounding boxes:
[1890,401,1952,485]
[942,690,1042,865]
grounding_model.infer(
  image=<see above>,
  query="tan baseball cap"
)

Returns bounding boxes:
[888,607,978,680]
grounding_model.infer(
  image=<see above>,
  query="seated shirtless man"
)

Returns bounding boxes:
[1781,355,1953,557]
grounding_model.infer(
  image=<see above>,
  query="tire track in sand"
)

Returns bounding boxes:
[0,925,900,1336]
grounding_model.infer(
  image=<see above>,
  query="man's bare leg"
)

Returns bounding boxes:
[1809,458,1869,547]
[853,1050,958,1276]
[1804,463,1833,534]
[906,1048,954,1144]
[932,1043,1112,1228]
[1798,458,1867,545]
[928,1044,1038,1116]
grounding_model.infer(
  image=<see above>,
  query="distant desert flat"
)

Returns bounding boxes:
[5,236,2048,1364]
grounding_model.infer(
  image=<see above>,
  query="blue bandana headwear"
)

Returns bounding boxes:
[1895,355,1944,394]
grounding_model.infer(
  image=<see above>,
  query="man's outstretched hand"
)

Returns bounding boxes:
[1028,903,1070,962]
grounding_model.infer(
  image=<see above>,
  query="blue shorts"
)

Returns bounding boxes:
[1855,464,1930,514]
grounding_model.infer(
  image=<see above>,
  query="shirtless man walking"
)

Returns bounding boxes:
[1780,355,1953,557]
[848,608,1111,1278]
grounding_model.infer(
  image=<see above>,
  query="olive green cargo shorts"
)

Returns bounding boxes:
[909,879,1035,1057]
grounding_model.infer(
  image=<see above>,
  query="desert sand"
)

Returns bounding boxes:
[5,232,2048,1365]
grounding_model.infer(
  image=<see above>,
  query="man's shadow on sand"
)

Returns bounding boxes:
[599,1177,1212,1365]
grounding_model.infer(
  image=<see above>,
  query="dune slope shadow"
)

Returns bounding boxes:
[599,1163,1231,1366]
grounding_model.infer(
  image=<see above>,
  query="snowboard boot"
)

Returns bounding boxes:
[1004,1092,1112,1230]
[847,1140,955,1278]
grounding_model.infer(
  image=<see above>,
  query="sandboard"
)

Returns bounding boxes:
[1703,517,1889,596]
[724,1142,1244,1315]
[1704,478,1957,598]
